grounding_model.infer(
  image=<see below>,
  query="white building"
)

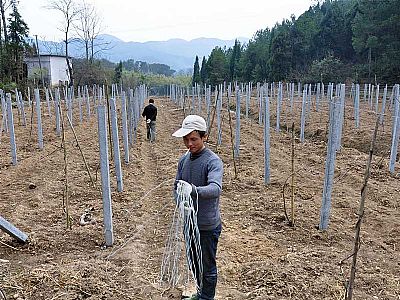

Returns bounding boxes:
[25,55,72,86]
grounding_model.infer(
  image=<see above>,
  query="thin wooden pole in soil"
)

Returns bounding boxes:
[58,99,71,229]
[346,116,379,300]
[65,112,95,188]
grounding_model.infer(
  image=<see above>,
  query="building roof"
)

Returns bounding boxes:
[26,54,73,59]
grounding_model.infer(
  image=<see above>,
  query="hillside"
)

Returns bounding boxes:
[36,35,249,71]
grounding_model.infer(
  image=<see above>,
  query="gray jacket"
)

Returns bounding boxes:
[175,147,223,230]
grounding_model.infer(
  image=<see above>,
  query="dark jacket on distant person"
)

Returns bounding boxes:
[142,103,157,121]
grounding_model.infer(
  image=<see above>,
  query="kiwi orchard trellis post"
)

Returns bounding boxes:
[6,94,17,165]
[263,84,270,185]
[18,91,26,127]
[319,97,341,230]
[234,87,241,159]
[389,86,395,111]
[45,88,51,117]
[258,84,263,125]
[354,84,360,128]
[54,89,61,137]
[276,82,281,132]
[336,84,346,151]
[245,83,249,119]
[300,88,307,142]
[1,90,8,133]
[316,83,321,111]
[27,86,31,107]
[363,84,367,102]
[0,215,28,243]
[85,85,91,120]
[68,87,73,127]
[121,91,129,164]
[78,87,83,123]
[34,89,44,150]
[110,98,123,192]
[217,85,222,146]
[379,85,388,125]
[97,105,114,247]
[375,84,380,114]
[389,84,400,174]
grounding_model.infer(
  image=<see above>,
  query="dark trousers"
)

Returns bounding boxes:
[146,121,156,142]
[187,223,222,300]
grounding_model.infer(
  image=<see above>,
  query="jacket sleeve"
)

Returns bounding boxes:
[193,157,223,200]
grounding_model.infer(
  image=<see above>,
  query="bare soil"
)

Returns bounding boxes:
[0,92,399,300]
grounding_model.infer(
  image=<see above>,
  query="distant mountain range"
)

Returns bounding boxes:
[34,34,250,72]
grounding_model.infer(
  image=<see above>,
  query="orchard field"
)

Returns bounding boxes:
[0,87,399,300]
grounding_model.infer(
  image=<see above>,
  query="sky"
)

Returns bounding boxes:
[19,0,315,43]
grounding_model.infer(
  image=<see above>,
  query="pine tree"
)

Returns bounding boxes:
[6,1,29,83]
[192,55,200,86]
[114,61,123,83]
[200,56,207,84]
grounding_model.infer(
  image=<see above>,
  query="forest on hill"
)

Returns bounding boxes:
[194,0,400,86]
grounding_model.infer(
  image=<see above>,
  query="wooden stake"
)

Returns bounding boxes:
[346,117,379,300]
[58,100,71,229]
[65,113,95,188]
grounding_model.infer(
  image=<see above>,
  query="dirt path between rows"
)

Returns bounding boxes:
[1,95,399,299]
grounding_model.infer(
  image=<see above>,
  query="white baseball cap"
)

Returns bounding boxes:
[172,115,207,137]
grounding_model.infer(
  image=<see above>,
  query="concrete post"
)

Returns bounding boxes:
[110,98,123,192]
[234,87,241,158]
[97,105,114,246]
[54,89,61,137]
[319,97,341,230]
[121,92,129,164]
[264,84,270,185]
[6,93,17,165]
[300,88,307,142]
[34,89,44,150]
[0,216,28,243]
[389,84,400,174]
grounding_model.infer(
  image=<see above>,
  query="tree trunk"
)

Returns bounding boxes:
[65,31,73,87]
[0,0,8,43]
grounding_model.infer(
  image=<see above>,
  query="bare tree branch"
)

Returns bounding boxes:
[47,0,81,86]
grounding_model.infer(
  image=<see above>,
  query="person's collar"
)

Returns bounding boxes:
[190,146,206,160]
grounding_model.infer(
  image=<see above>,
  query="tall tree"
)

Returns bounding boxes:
[114,60,122,83]
[7,1,29,83]
[206,47,227,86]
[48,0,80,86]
[200,56,207,84]
[228,39,241,81]
[0,0,10,44]
[352,0,400,83]
[192,55,200,86]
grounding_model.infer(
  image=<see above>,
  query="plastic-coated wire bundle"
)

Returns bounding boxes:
[160,181,203,292]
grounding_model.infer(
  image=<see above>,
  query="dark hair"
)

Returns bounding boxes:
[196,130,207,138]
[149,99,154,103]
